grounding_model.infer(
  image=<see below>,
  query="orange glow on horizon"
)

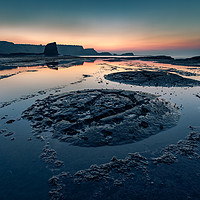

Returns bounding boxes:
[1,25,200,52]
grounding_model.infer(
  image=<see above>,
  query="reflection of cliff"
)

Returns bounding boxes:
[46,60,85,70]
[46,62,59,70]
[0,59,87,76]
[0,41,99,56]
[84,58,96,63]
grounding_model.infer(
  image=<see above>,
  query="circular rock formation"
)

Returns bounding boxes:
[22,89,180,147]
[105,71,200,87]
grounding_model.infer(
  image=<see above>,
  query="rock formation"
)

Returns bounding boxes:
[44,42,59,56]
[0,41,101,56]
[98,52,112,56]
[121,53,134,56]
[105,71,200,87]
[22,89,180,147]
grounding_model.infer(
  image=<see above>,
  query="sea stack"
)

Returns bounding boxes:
[44,42,59,56]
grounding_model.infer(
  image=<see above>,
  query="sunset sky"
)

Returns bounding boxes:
[0,0,200,54]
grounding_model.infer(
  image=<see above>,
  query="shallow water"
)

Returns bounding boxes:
[0,59,200,199]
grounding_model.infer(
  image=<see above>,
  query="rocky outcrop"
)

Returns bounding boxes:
[105,70,200,87]
[98,52,112,56]
[44,42,59,56]
[184,56,200,62]
[121,53,134,56]
[84,48,98,55]
[22,89,180,147]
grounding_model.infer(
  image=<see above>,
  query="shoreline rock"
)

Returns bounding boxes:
[105,71,200,87]
[22,89,180,147]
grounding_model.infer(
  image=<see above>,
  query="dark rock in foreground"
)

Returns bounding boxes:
[22,89,180,147]
[105,70,200,87]
[44,42,59,56]
[50,130,200,200]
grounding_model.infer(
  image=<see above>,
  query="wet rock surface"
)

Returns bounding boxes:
[22,89,180,147]
[40,144,64,169]
[48,129,200,200]
[72,152,149,184]
[48,153,149,200]
[105,70,200,87]
[153,127,200,164]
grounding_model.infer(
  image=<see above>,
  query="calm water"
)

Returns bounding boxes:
[0,59,200,199]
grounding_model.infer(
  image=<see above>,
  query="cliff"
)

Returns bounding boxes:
[83,48,98,55]
[57,45,85,55]
[0,41,44,54]
[0,41,99,56]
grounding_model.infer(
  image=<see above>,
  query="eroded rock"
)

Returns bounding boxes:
[49,129,200,200]
[105,71,200,87]
[152,129,200,164]
[73,152,148,184]
[44,42,59,56]
[22,89,180,147]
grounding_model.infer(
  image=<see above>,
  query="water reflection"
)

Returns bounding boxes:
[0,58,200,200]
[46,61,59,70]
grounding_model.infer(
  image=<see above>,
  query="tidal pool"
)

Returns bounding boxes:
[0,58,200,199]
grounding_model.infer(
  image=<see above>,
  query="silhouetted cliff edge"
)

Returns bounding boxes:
[0,41,99,56]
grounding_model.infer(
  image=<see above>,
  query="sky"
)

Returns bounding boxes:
[0,0,200,55]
